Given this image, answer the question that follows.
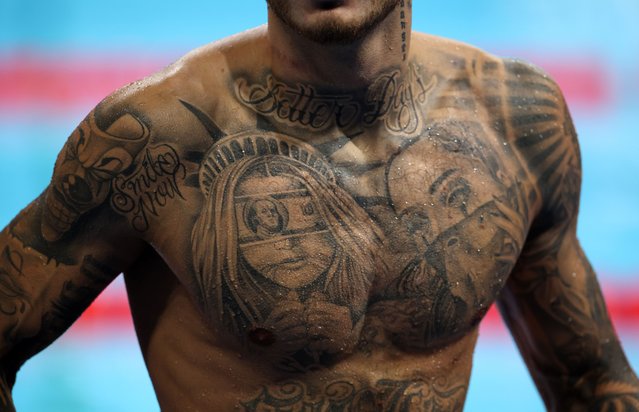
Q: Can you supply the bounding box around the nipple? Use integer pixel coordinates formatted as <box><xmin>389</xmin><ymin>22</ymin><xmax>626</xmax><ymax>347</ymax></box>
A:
<box><xmin>248</xmin><ymin>327</ymin><xmax>276</xmax><ymax>347</ymax></box>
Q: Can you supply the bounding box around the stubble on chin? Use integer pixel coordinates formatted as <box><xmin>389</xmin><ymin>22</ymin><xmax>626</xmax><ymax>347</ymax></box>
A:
<box><xmin>266</xmin><ymin>0</ymin><xmax>401</xmax><ymax>45</ymax></box>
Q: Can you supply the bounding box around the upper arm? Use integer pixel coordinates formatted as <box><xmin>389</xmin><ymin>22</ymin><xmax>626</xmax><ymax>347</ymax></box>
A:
<box><xmin>0</xmin><ymin>99</ymin><xmax>149</xmax><ymax>405</ymax></box>
<box><xmin>496</xmin><ymin>59</ymin><xmax>639</xmax><ymax>410</ymax></box>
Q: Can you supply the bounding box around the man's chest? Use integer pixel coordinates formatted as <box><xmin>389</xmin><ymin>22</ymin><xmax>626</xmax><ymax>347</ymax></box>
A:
<box><xmin>137</xmin><ymin>114</ymin><xmax>531</xmax><ymax>370</ymax></box>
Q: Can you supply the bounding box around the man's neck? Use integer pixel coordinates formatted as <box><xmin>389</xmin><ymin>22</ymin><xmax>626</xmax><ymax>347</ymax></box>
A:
<box><xmin>266</xmin><ymin>2</ymin><xmax>412</xmax><ymax>89</ymax></box>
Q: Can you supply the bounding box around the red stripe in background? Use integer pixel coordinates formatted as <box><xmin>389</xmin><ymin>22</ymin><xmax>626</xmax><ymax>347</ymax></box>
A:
<box><xmin>479</xmin><ymin>281</ymin><xmax>639</xmax><ymax>338</ymax></box>
<box><xmin>0</xmin><ymin>53</ymin><xmax>611</xmax><ymax>111</ymax></box>
<box><xmin>71</xmin><ymin>281</ymin><xmax>639</xmax><ymax>338</ymax></box>
<box><xmin>0</xmin><ymin>54</ymin><xmax>167</xmax><ymax>111</ymax></box>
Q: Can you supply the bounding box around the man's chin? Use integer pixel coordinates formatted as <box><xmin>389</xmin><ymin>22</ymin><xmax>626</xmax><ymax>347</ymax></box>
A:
<box><xmin>269</xmin><ymin>0</ymin><xmax>400</xmax><ymax>45</ymax></box>
<box><xmin>294</xmin><ymin>19</ymin><xmax>373</xmax><ymax>45</ymax></box>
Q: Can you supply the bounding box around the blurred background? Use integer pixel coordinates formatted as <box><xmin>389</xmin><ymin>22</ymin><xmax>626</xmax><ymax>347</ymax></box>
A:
<box><xmin>1</xmin><ymin>0</ymin><xmax>637</xmax><ymax>410</ymax></box>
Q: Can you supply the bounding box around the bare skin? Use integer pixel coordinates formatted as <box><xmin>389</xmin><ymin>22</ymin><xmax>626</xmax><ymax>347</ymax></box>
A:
<box><xmin>1</xmin><ymin>1</ymin><xmax>638</xmax><ymax>411</ymax></box>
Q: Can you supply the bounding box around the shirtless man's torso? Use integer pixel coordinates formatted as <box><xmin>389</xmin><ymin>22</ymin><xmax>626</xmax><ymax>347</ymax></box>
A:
<box><xmin>1</xmin><ymin>1</ymin><xmax>638</xmax><ymax>411</ymax></box>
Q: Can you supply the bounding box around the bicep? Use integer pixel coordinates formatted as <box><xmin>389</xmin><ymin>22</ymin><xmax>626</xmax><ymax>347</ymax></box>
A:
<box><xmin>0</xmin><ymin>105</ymin><xmax>149</xmax><ymax>380</ymax></box>
<box><xmin>497</xmin><ymin>59</ymin><xmax>639</xmax><ymax>410</ymax></box>
<box><xmin>498</xmin><ymin>224</ymin><xmax>639</xmax><ymax>410</ymax></box>
<box><xmin>1</xmin><ymin>210</ymin><xmax>120</xmax><ymax>360</ymax></box>
<box><xmin>499</xmin><ymin>227</ymin><xmax>613</xmax><ymax>382</ymax></box>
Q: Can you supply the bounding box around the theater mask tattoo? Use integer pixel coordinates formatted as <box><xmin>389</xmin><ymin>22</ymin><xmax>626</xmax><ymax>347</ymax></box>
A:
<box><xmin>191</xmin><ymin>132</ymin><xmax>386</xmax><ymax>371</ymax></box>
<box><xmin>42</xmin><ymin>113</ymin><xmax>150</xmax><ymax>241</ymax></box>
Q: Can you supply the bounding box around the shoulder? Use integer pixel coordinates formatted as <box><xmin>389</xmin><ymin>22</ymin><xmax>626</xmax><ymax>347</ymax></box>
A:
<box><xmin>412</xmin><ymin>32</ymin><xmax>580</xmax><ymax>223</ymax></box>
<box><xmin>94</xmin><ymin>25</ymin><xmax>268</xmax><ymax>137</ymax></box>
<box><xmin>411</xmin><ymin>31</ymin><xmax>562</xmax><ymax>93</ymax></box>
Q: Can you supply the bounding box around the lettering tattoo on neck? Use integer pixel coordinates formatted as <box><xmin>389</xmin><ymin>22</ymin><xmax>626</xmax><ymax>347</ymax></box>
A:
<box><xmin>399</xmin><ymin>0</ymin><xmax>408</xmax><ymax>61</ymax></box>
<box><xmin>234</xmin><ymin>63</ymin><xmax>436</xmax><ymax>136</ymax></box>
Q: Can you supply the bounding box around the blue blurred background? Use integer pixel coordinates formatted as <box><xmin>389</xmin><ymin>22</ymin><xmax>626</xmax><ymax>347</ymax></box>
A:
<box><xmin>1</xmin><ymin>1</ymin><xmax>638</xmax><ymax>410</ymax></box>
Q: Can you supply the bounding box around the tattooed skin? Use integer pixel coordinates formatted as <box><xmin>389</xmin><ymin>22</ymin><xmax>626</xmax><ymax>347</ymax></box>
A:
<box><xmin>399</xmin><ymin>0</ymin><xmax>409</xmax><ymax>61</ymax></box>
<box><xmin>111</xmin><ymin>144</ymin><xmax>187</xmax><ymax>232</ymax></box>
<box><xmin>43</xmin><ymin>112</ymin><xmax>150</xmax><ymax>241</ymax></box>
<box><xmin>192</xmin><ymin>55</ymin><xmax>639</xmax><ymax>409</ymax></box>
<box><xmin>0</xmin><ymin>227</ymin><xmax>121</xmax><ymax>410</ymax></box>
<box><xmin>235</xmin><ymin>63</ymin><xmax>436</xmax><ymax>136</ymax></box>
<box><xmin>0</xmin><ymin>245</ymin><xmax>30</xmax><ymax>343</ymax></box>
<box><xmin>183</xmin><ymin>58</ymin><xmax>537</xmax><ymax>376</ymax></box>
<box><xmin>242</xmin><ymin>377</ymin><xmax>467</xmax><ymax>411</ymax></box>
<box><xmin>191</xmin><ymin>132</ymin><xmax>386</xmax><ymax>371</ymax></box>
<box><xmin>489</xmin><ymin>61</ymin><xmax>639</xmax><ymax>410</ymax></box>
<box><xmin>2</xmin><ymin>29</ymin><xmax>638</xmax><ymax>411</ymax></box>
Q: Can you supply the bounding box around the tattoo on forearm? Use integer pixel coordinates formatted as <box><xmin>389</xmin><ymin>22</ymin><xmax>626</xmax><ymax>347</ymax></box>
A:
<box><xmin>242</xmin><ymin>377</ymin><xmax>467</xmax><ymax>411</ymax></box>
<box><xmin>235</xmin><ymin>63</ymin><xmax>436</xmax><ymax>136</ymax></box>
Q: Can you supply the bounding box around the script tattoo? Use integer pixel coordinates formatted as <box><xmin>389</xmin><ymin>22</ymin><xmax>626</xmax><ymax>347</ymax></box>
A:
<box><xmin>111</xmin><ymin>144</ymin><xmax>186</xmax><ymax>232</ymax></box>
<box><xmin>235</xmin><ymin>63</ymin><xmax>435</xmax><ymax>136</ymax></box>
<box><xmin>236</xmin><ymin>75</ymin><xmax>360</xmax><ymax>130</ymax></box>
<box><xmin>399</xmin><ymin>0</ymin><xmax>409</xmax><ymax>61</ymax></box>
<box><xmin>242</xmin><ymin>377</ymin><xmax>467</xmax><ymax>411</ymax></box>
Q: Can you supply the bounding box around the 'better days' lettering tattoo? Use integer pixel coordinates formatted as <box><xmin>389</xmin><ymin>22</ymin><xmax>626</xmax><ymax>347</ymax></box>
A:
<box><xmin>235</xmin><ymin>63</ymin><xmax>437</xmax><ymax>136</ymax></box>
